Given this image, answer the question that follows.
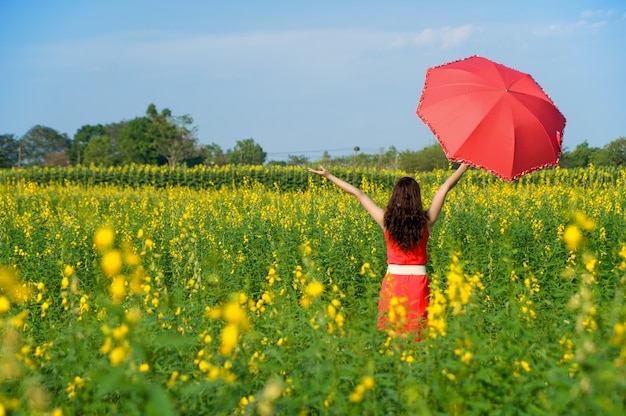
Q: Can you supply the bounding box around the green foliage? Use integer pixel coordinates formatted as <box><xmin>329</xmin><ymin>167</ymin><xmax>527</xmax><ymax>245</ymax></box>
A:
<box><xmin>118</xmin><ymin>117</ymin><xmax>161</xmax><ymax>165</ymax></box>
<box><xmin>560</xmin><ymin>138</ymin><xmax>626</xmax><ymax>168</ymax></box>
<box><xmin>227</xmin><ymin>138</ymin><xmax>267</xmax><ymax>165</ymax></box>
<box><xmin>19</xmin><ymin>125</ymin><xmax>71</xmax><ymax>167</ymax></box>
<box><xmin>397</xmin><ymin>144</ymin><xmax>448</xmax><ymax>172</ymax></box>
<box><xmin>68</xmin><ymin>124</ymin><xmax>108</xmax><ymax>164</ymax></box>
<box><xmin>0</xmin><ymin>134</ymin><xmax>18</xmax><ymax>168</ymax></box>
<box><xmin>604</xmin><ymin>137</ymin><xmax>626</xmax><ymax>166</ymax></box>
<box><xmin>148</xmin><ymin>103</ymin><xmax>198</xmax><ymax>168</ymax></box>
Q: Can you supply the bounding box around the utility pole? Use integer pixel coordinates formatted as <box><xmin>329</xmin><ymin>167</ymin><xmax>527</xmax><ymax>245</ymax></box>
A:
<box><xmin>353</xmin><ymin>146</ymin><xmax>359</xmax><ymax>184</ymax></box>
<box><xmin>16</xmin><ymin>144</ymin><xmax>21</xmax><ymax>191</ymax></box>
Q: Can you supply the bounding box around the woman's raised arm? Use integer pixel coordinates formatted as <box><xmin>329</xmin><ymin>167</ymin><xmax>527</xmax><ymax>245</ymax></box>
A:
<box><xmin>426</xmin><ymin>164</ymin><xmax>469</xmax><ymax>227</ymax></box>
<box><xmin>308</xmin><ymin>166</ymin><xmax>385</xmax><ymax>228</ymax></box>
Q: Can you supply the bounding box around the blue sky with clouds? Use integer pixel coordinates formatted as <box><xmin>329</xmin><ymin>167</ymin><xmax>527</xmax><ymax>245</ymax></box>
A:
<box><xmin>1</xmin><ymin>0</ymin><xmax>624</xmax><ymax>160</ymax></box>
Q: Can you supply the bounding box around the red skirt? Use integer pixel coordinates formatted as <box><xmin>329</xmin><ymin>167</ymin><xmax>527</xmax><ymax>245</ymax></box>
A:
<box><xmin>377</xmin><ymin>272</ymin><xmax>430</xmax><ymax>338</ymax></box>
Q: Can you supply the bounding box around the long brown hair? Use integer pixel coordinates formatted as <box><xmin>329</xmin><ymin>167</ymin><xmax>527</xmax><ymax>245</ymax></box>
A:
<box><xmin>384</xmin><ymin>177</ymin><xmax>429</xmax><ymax>252</ymax></box>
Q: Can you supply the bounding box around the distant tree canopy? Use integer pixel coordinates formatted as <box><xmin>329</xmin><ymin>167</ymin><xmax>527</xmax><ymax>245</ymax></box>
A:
<box><xmin>1</xmin><ymin>107</ymin><xmax>624</xmax><ymax>171</ymax></box>
<box><xmin>0</xmin><ymin>134</ymin><xmax>19</xmax><ymax>168</ymax></box>
<box><xmin>204</xmin><ymin>143</ymin><xmax>227</xmax><ymax>166</ymax></box>
<box><xmin>559</xmin><ymin>138</ymin><xmax>626</xmax><ymax>168</ymax></box>
<box><xmin>227</xmin><ymin>138</ymin><xmax>267</xmax><ymax>165</ymax></box>
<box><xmin>19</xmin><ymin>125</ymin><xmax>71</xmax><ymax>166</ymax></box>
<box><xmin>147</xmin><ymin>103</ymin><xmax>198</xmax><ymax>168</ymax></box>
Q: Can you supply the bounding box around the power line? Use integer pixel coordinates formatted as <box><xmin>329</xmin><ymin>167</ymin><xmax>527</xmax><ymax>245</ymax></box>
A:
<box><xmin>266</xmin><ymin>147</ymin><xmax>353</xmax><ymax>156</ymax></box>
<box><xmin>266</xmin><ymin>147</ymin><xmax>381</xmax><ymax>157</ymax></box>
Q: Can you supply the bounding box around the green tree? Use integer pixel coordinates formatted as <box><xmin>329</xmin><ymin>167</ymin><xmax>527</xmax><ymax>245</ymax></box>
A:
<box><xmin>147</xmin><ymin>103</ymin><xmax>198</xmax><ymax>168</ymax></box>
<box><xmin>20</xmin><ymin>125</ymin><xmax>71</xmax><ymax>166</ymax></box>
<box><xmin>397</xmin><ymin>144</ymin><xmax>448</xmax><ymax>172</ymax></box>
<box><xmin>287</xmin><ymin>155</ymin><xmax>309</xmax><ymax>166</ymax></box>
<box><xmin>320</xmin><ymin>151</ymin><xmax>332</xmax><ymax>165</ymax></box>
<box><xmin>69</xmin><ymin>124</ymin><xmax>107</xmax><ymax>164</ymax></box>
<box><xmin>589</xmin><ymin>148</ymin><xmax>612</xmax><ymax>166</ymax></box>
<box><xmin>415</xmin><ymin>144</ymin><xmax>448</xmax><ymax>171</ymax></box>
<box><xmin>0</xmin><ymin>133</ymin><xmax>18</xmax><ymax>168</ymax></box>
<box><xmin>398</xmin><ymin>149</ymin><xmax>420</xmax><ymax>172</ymax></box>
<box><xmin>204</xmin><ymin>143</ymin><xmax>227</xmax><ymax>166</ymax></box>
<box><xmin>266</xmin><ymin>159</ymin><xmax>287</xmax><ymax>167</ymax></box>
<box><xmin>377</xmin><ymin>146</ymin><xmax>399</xmax><ymax>170</ymax></box>
<box><xmin>603</xmin><ymin>137</ymin><xmax>626</xmax><ymax>166</ymax></box>
<box><xmin>559</xmin><ymin>141</ymin><xmax>599</xmax><ymax>168</ymax></box>
<box><xmin>227</xmin><ymin>138</ymin><xmax>266</xmax><ymax>165</ymax></box>
<box><xmin>118</xmin><ymin>117</ymin><xmax>161</xmax><ymax>165</ymax></box>
<box><xmin>83</xmin><ymin>135</ymin><xmax>120</xmax><ymax>166</ymax></box>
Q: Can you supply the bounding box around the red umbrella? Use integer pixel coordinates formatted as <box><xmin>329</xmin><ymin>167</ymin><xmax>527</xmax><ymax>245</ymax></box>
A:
<box><xmin>416</xmin><ymin>55</ymin><xmax>566</xmax><ymax>181</ymax></box>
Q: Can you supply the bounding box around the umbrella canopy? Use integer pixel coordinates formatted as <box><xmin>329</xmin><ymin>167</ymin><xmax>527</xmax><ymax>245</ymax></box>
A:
<box><xmin>416</xmin><ymin>55</ymin><xmax>566</xmax><ymax>181</ymax></box>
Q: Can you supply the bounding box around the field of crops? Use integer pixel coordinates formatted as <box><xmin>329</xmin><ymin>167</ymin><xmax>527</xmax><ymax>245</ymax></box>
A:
<box><xmin>1</xmin><ymin>165</ymin><xmax>625</xmax><ymax>415</ymax></box>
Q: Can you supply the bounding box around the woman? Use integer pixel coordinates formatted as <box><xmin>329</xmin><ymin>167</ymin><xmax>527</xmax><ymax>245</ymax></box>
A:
<box><xmin>307</xmin><ymin>164</ymin><xmax>468</xmax><ymax>339</ymax></box>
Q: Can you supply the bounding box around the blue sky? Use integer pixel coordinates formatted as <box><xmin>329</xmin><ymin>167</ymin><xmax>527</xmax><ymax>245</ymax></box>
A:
<box><xmin>1</xmin><ymin>0</ymin><xmax>624</xmax><ymax>160</ymax></box>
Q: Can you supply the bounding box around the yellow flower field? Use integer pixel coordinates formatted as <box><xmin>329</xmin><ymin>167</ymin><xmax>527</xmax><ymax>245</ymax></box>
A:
<box><xmin>0</xmin><ymin>165</ymin><xmax>625</xmax><ymax>415</ymax></box>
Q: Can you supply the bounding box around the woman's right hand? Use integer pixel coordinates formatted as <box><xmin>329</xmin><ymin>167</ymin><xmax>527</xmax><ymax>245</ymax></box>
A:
<box><xmin>307</xmin><ymin>165</ymin><xmax>329</xmax><ymax>177</ymax></box>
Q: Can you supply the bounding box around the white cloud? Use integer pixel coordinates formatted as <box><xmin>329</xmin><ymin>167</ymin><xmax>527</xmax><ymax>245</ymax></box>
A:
<box><xmin>34</xmin><ymin>25</ymin><xmax>476</xmax><ymax>80</ymax></box>
<box><xmin>533</xmin><ymin>18</ymin><xmax>605</xmax><ymax>37</ymax></box>
<box><xmin>411</xmin><ymin>25</ymin><xmax>476</xmax><ymax>48</ymax></box>
<box><xmin>24</xmin><ymin>28</ymin><xmax>419</xmax><ymax>97</ymax></box>
<box><xmin>580</xmin><ymin>9</ymin><xmax>616</xmax><ymax>19</ymax></box>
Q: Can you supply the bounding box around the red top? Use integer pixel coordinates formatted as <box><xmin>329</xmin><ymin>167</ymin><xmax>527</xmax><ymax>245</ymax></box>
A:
<box><xmin>385</xmin><ymin>227</ymin><xmax>429</xmax><ymax>265</ymax></box>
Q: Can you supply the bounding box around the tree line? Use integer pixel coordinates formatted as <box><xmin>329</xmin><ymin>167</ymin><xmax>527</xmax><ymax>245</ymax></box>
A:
<box><xmin>1</xmin><ymin>103</ymin><xmax>625</xmax><ymax>170</ymax></box>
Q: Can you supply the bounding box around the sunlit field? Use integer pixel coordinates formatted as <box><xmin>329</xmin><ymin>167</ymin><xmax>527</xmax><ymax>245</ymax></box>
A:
<box><xmin>1</xmin><ymin>165</ymin><xmax>625</xmax><ymax>415</ymax></box>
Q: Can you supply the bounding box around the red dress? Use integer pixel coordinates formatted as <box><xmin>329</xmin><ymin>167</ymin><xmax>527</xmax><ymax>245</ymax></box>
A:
<box><xmin>377</xmin><ymin>227</ymin><xmax>429</xmax><ymax>337</ymax></box>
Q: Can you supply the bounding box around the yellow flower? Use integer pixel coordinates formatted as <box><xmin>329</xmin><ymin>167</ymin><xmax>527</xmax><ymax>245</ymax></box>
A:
<box><xmin>223</xmin><ymin>302</ymin><xmax>249</xmax><ymax>329</ymax></box>
<box><xmin>94</xmin><ymin>227</ymin><xmax>115</xmax><ymax>251</ymax></box>
<box><xmin>520</xmin><ymin>360</ymin><xmax>531</xmax><ymax>372</ymax></box>
<box><xmin>112</xmin><ymin>324</ymin><xmax>129</xmax><ymax>340</ymax></box>
<box><xmin>0</xmin><ymin>296</ymin><xmax>10</xmax><ymax>314</ymax></box>
<box><xmin>125</xmin><ymin>252</ymin><xmax>140</xmax><ymax>267</ymax></box>
<box><xmin>166</xmin><ymin>371</ymin><xmax>179</xmax><ymax>389</ymax></box>
<box><xmin>101</xmin><ymin>250</ymin><xmax>123</xmax><ymax>278</ymax></box>
<box><xmin>349</xmin><ymin>391</ymin><xmax>363</xmax><ymax>403</ymax></box>
<box><xmin>125</xmin><ymin>308</ymin><xmax>141</xmax><ymax>324</ymax></box>
<box><xmin>305</xmin><ymin>281</ymin><xmax>324</xmax><ymax>297</ymax></box>
<box><xmin>0</xmin><ymin>266</ymin><xmax>30</xmax><ymax>303</ymax></box>
<box><xmin>584</xmin><ymin>256</ymin><xmax>598</xmax><ymax>273</ymax></box>
<box><xmin>109</xmin><ymin>345</ymin><xmax>128</xmax><ymax>366</ymax></box>
<box><xmin>563</xmin><ymin>225</ymin><xmax>583</xmax><ymax>251</ymax></box>
<box><xmin>238</xmin><ymin>292</ymin><xmax>248</xmax><ymax>304</ymax></box>
<box><xmin>63</xmin><ymin>265</ymin><xmax>75</xmax><ymax>277</ymax></box>
<box><xmin>100</xmin><ymin>337</ymin><xmax>112</xmax><ymax>354</ymax></box>
<box><xmin>220</xmin><ymin>323</ymin><xmax>239</xmax><ymax>356</ymax></box>
<box><xmin>139</xmin><ymin>363</ymin><xmax>150</xmax><ymax>372</ymax></box>
<box><xmin>41</xmin><ymin>301</ymin><xmax>50</xmax><ymax>317</ymax></box>
<box><xmin>302</xmin><ymin>241</ymin><xmax>312</xmax><ymax>256</ymax></box>
<box><xmin>574</xmin><ymin>211</ymin><xmax>596</xmax><ymax>231</ymax></box>
<box><xmin>362</xmin><ymin>376</ymin><xmax>375</xmax><ymax>389</ymax></box>
<box><xmin>327</xmin><ymin>304</ymin><xmax>337</xmax><ymax>318</ymax></box>
<box><xmin>110</xmin><ymin>276</ymin><xmax>126</xmax><ymax>303</ymax></box>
